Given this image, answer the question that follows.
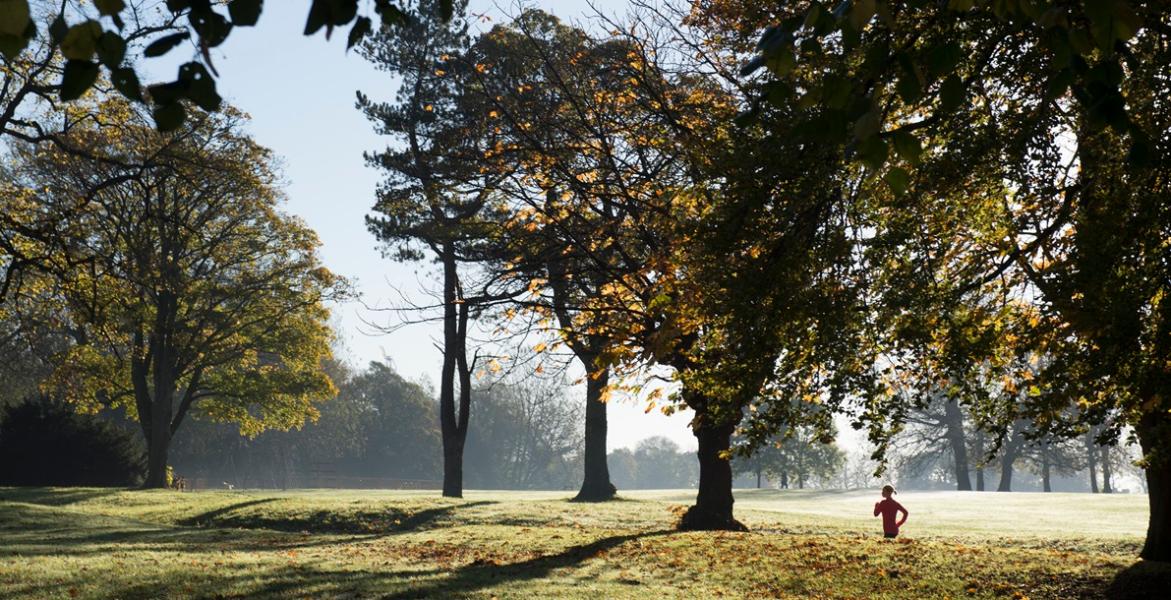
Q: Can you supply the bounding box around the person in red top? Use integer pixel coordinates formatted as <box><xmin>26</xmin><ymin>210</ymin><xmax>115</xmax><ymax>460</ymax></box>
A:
<box><xmin>874</xmin><ymin>484</ymin><xmax>908</xmax><ymax>538</ymax></box>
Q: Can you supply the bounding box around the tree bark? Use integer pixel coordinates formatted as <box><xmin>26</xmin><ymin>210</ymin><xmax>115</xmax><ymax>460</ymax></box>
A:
<box><xmin>943</xmin><ymin>398</ymin><xmax>973</xmax><ymax>491</ymax></box>
<box><xmin>997</xmin><ymin>424</ymin><xmax>1023</xmax><ymax>492</ymax></box>
<box><xmin>1087</xmin><ymin>430</ymin><xmax>1100</xmax><ymax>493</ymax></box>
<box><xmin>439</xmin><ymin>246</ymin><xmax>469</xmax><ymax>498</ymax></box>
<box><xmin>756</xmin><ymin>469</ymin><xmax>762</xmax><ymax>489</ymax></box>
<box><xmin>574</xmin><ymin>364</ymin><xmax>616</xmax><ymax>501</ymax></box>
<box><xmin>1042</xmin><ymin>448</ymin><xmax>1052</xmax><ymax>492</ymax></box>
<box><xmin>143</xmin><ymin>295</ymin><xmax>178</xmax><ymax>489</ymax></box>
<box><xmin>678</xmin><ymin>411</ymin><xmax>746</xmax><ymax>531</ymax></box>
<box><xmin>1138</xmin><ymin>411</ymin><xmax>1171</xmax><ymax>561</ymax></box>
<box><xmin>974</xmin><ymin>429</ymin><xmax>985</xmax><ymax>491</ymax></box>
<box><xmin>781</xmin><ymin>471</ymin><xmax>789</xmax><ymax>489</ymax></box>
<box><xmin>1101</xmin><ymin>445</ymin><xmax>1113</xmax><ymax>493</ymax></box>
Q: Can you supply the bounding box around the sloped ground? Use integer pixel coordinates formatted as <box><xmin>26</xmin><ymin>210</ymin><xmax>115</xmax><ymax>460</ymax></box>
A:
<box><xmin>0</xmin><ymin>487</ymin><xmax>1162</xmax><ymax>599</ymax></box>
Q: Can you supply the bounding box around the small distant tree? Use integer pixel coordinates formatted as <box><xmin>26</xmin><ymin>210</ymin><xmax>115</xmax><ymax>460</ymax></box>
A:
<box><xmin>1022</xmin><ymin>432</ymin><xmax>1084</xmax><ymax>493</ymax></box>
<box><xmin>735</xmin><ymin>425</ymin><xmax>845</xmax><ymax>490</ymax></box>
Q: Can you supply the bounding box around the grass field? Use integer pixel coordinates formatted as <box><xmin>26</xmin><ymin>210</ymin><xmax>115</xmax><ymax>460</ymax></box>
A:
<box><xmin>0</xmin><ymin>486</ymin><xmax>1166</xmax><ymax>599</ymax></box>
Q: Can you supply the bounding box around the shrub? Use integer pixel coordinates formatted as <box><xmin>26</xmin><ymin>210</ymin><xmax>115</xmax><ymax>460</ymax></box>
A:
<box><xmin>0</xmin><ymin>398</ymin><xmax>146</xmax><ymax>487</ymax></box>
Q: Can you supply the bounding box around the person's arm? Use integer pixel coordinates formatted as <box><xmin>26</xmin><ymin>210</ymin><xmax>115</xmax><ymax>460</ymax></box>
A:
<box><xmin>874</xmin><ymin>502</ymin><xmax>881</xmax><ymax>517</ymax></box>
<box><xmin>895</xmin><ymin>501</ymin><xmax>908</xmax><ymax>527</ymax></box>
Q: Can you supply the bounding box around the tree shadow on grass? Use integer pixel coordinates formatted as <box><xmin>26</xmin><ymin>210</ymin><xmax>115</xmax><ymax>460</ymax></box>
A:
<box><xmin>182</xmin><ymin>499</ymin><xmax>497</xmax><ymax>535</ymax></box>
<box><xmin>1107</xmin><ymin>560</ymin><xmax>1171</xmax><ymax>600</ymax></box>
<box><xmin>0</xmin><ymin>486</ymin><xmax>125</xmax><ymax>506</ymax></box>
<box><xmin>178</xmin><ymin>498</ymin><xmax>280</xmax><ymax>527</ymax></box>
<box><xmin>0</xmin><ymin>499</ymin><xmax>500</xmax><ymax>560</ymax></box>
<box><xmin>383</xmin><ymin>528</ymin><xmax>674</xmax><ymax>599</ymax></box>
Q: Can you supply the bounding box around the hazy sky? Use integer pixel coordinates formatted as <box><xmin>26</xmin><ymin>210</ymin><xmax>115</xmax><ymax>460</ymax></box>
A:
<box><xmin>184</xmin><ymin>1</ymin><xmax>703</xmax><ymax>451</ymax></box>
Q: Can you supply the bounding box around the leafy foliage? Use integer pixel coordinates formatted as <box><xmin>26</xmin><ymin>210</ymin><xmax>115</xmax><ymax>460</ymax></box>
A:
<box><xmin>3</xmin><ymin>99</ymin><xmax>345</xmax><ymax>486</ymax></box>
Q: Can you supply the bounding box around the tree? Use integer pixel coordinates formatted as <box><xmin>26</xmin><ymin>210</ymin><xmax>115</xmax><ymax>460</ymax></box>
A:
<box><xmin>708</xmin><ymin>0</ymin><xmax>1171</xmax><ymax>558</ymax></box>
<box><xmin>169</xmin><ymin>358</ymin><xmax>443</xmax><ymax>488</ymax></box>
<box><xmin>734</xmin><ymin>425</ymin><xmax>845</xmax><ymax>490</ymax></box>
<box><xmin>1023</xmin><ymin>431</ymin><xmax>1084</xmax><ymax>493</ymax></box>
<box><xmin>7</xmin><ymin>100</ymin><xmax>343</xmax><ymax>487</ymax></box>
<box><xmin>607</xmin><ymin>437</ymin><xmax>697</xmax><ymax>490</ymax></box>
<box><xmin>464</xmin><ymin>378</ymin><xmax>583</xmax><ymax>490</ymax></box>
<box><xmin>358</xmin><ymin>0</ymin><xmax>505</xmax><ymax>497</ymax></box>
<box><xmin>341</xmin><ymin>361</ymin><xmax>442</xmax><ymax>480</ymax></box>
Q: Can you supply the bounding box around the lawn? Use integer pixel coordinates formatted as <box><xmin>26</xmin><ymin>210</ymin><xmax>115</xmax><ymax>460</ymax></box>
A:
<box><xmin>0</xmin><ymin>487</ymin><xmax>1164</xmax><ymax>599</ymax></box>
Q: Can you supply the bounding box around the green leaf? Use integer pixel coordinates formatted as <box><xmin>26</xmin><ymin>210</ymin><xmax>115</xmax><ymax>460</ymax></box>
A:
<box><xmin>849</xmin><ymin>0</ymin><xmax>876</xmax><ymax>31</ymax></box>
<box><xmin>229</xmin><ymin>0</ymin><xmax>263</xmax><ymax>26</ymax></box>
<box><xmin>847</xmin><ymin>0</ymin><xmax>875</xmax><ymax>31</ymax></box>
<box><xmin>0</xmin><ymin>0</ymin><xmax>29</xmax><ymax>37</ymax></box>
<box><xmin>346</xmin><ymin>15</ymin><xmax>370</xmax><ymax>50</ymax></box>
<box><xmin>96</xmin><ymin>31</ymin><xmax>126</xmax><ymax>67</ymax></box>
<box><xmin>144</xmin><ymin>31</ymin><xmax>189</xmax><ymax>57</ymax></box>
<box><xmin>153</xmin><ymin>101</ymin><xmax>187</xmax><ymax>132</ymax></box>
<box><xmin>179</xmin><ymin>61</ymin><xmax>221</xmax><ymax>111</ymax></box>
<box><xmin>48</xmin><ymin>13</ymin><xmax>66</xmax><ymax>44</ymax></box>
<box><xmin>766</xmin><ymin>47</ymin><xmax>796</xmax><ymax>76</ymax></box>
<box><xmin>926</xmin><ymin>42</ymin><xmax>962</xmax><ymax>79</ymax></box>
<box><xmin>59</xmin><ymin>60</ymin><xmax>100</xmax><ymax>101</ymax></box>
<box><xmin>94</xmin><ymin>0</ymin><xmax>125</xmax><ymax>17</ymax></box>
<box><xmin>891</xmin><ymin>130</ymin><xmax>922</xmax><ymax>165</ymax></box>
<box><xmin>856</xmin><ymin>135</ymin><xmax>889</xmax><ymax>170</ymax></box>
<box><xmin>0</xmin><ymin>33</ymin><xmax>24</xmax><ymax>59</ymax></box>
<box><xmin>304</xmin><ymin>0</ymin><xmax>329</xmax><ymax>35</ymax></box>
<box><xmin>440</xmin><ymin>0</ymin><xmax>453</xmax><ymax>21</ymax></box>
<box><xmin>853</xmin><ymin>107</ymin><xmax>881</xmax><ymax>140</ymax></box>
<box><xmin>947</xmin><ymin>0</ymin><xmax>975</xmax><ymax>10</ymax></box>
<box><xmin>147</xmin><ymin>80</ymin><xmax>186</xmax><ymax>104</ymax></box>
<box><xmin>166</xmin><ymin>0</ymin><xmax>191</xmax><ymax>12</ymax></box>
<box><xmin>896</xmin><ymin>65</ymin><xmax>922</xmax><ymax>103</ymax></box>
<box><xmin>375</xmin><ymin>2</ymin><xmax>409</xmax><ymax>27</ymax></box>
<box><xmin>111</xmin><ymin>67</ymin><xmax>143</xmax><ymax>102</ymax></box>
<box><xmin>938</xmin><ymin>74</ymin><xmax>964</xmax><ymax>111</ymax></box>
<box><xmin>885</xmin><ymin>167</ymin><xmax>910</xmax><ymax>195</ymax></box>
<box><xmin>823</xmin><ymin>75</ymin><xmax>852</xmax><ymax>109</ymax></box>
<box><xmin>1112</xmin><ymin>1</ymin><xmax>1142</xmax><ymax>41</ymax></box>
<box><xmin>61</xmin><ymin>20</ymin><xmax>101</xmax><ymax>60</ymax></box>
<box><xmin>189</xmin><ymin>9</ymin><xmax>232</xmax><ymax>47</ymax></box>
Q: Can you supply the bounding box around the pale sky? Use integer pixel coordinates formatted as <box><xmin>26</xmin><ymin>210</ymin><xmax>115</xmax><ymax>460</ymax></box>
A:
<box><xmin>183</xmin><ymin>0</ymin><xmax>705</xmax><ymax>451</ymax></box>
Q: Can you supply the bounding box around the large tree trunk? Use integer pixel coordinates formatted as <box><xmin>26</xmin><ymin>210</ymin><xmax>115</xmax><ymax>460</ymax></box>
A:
<box><xmin>574</xmin><ymin>364</ymin><xmax>616</xmax><ymax>501</ymax></box>
<box><xmin>943</xmin><ymin>398</ymin><xmax>973</xmax><ymax>491</ymax></box>
<box><xmin>1042</xmin><ymin>448</ymin><xmax>1052</xmax><ymax>492</ymax></box>
<box><xmin>678</xmin><ymin>412</ymin><xmax>746</xmax><ymax>531</ymax></box>
<box><xmin>1087</xmin><ymin>430</ymin><xmax>1100</xmax><ymax>493</ymax></box>
<box><xmin>781</xmin><ymin>471</ymin><xmax>789</xmax><ymax>489</ymax></box>
<box><xmin>756</xmin><ymin>469</ymin><xmax>762</xmax><ymax>489</ymax></box>
<box><xmin>144</xmin><ymin>410</ymin><xmax>172</xmax><ymax>488</ymax></box>
<box><xmin>1101</xmin><ymin>445</ymin><xmax>1114</xmax><ymax>493</ymax></box>
<box><xmin>974</xmin><ymin>430</ymin><xmax>985</xmax><ymax>491</ymax></box>
<box><xmin>997</xmin><ymin>424</ymin><xmax>1023</xmax><ymax>492</ymax></box>
<box><xmin>143</xmin><ymin>302</ymin><xmax>177</xmax><ymax>489</ymax></box>
<box><xmin>1138</xmin><ymin>411</ymin><xmax>1171</xmax><ymax>561</ymax></box>
<box><xmin>438</xmin><ymin>247</ymin><xmax>470</xmax><ymax>498</ymax></box>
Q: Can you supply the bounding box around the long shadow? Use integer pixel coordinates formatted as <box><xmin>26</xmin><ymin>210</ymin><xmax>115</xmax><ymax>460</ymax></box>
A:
<box><xmin>178</xmin><ymin>498</ymin><xmax>280</xmax><ymax>527</ymax></box>
<box><xmin>383</xmin><ymin>528</ymin><xmax>674</xmax><ymax>599</ymax></box>
<box><xmin>0</xmin><ymin>486</ymin><xmax>125</xmax><ymax>506</ymax></box>
<box><xmin>1107</xmin><ymin>560</ymin><xmax>1171</xmax><ymax>600</ymax></box>
<box><xmin>180</xmin><ymin>498</ymin><xmax>496</xmax><ymax>535</ymax></box>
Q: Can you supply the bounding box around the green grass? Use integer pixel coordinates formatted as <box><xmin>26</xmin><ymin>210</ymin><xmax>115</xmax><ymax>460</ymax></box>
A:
<box><xmin>0</xmin><ymin>486</ymin><xmax>1163</xmax><ymax>599</ymax></box>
